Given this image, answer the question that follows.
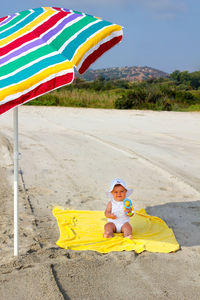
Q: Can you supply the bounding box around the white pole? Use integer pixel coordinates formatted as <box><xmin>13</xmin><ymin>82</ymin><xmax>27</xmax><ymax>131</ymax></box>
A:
<box><xmin>14</xmin><ymin>107</ymin><xmax>19</xmax><ymax>256</ymax></box>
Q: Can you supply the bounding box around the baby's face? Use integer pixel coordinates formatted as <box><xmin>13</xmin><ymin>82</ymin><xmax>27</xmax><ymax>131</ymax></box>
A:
<box><xmin>111</xmin><ymin>185</ymin><xmax>127</xmax><ymax>202</ymax></box>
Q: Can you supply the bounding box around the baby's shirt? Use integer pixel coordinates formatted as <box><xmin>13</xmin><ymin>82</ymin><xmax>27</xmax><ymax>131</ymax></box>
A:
<box><xmin>107</xmin><ymin>198</ymin><xmax>130</xmax><ymax>223</ymax></box>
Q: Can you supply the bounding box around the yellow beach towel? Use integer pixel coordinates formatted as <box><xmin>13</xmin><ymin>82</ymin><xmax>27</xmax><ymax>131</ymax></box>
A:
<box><xmin>52</xmin><ymin>207</ymin><xmax>179</xmax><ymax>254</ymax></box>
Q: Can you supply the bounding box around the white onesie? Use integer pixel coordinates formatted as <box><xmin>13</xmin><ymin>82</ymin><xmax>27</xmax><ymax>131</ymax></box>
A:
<box><xmin>107</xmin><ymin>198</ymin><xmax>130</xmax><ymax>232</ymax></box>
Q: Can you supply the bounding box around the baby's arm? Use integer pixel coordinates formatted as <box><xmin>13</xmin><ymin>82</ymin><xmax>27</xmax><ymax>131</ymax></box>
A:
<box><xmin>105</xmin><ymin>201</ymin><xmax>116</xmax><ymax>219</ymax></box>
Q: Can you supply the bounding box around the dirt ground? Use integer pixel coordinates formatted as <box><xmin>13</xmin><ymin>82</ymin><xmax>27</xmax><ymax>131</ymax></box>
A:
<box><xmin>0</xmin><ymin>106</ymin><xmax>200</xmax><ymax>300</ymax></box>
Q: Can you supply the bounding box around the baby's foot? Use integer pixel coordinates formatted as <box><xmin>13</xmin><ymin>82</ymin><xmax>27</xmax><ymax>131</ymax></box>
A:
<box><xmin>124</xmin><ymin>234</ymin><xmax>133</xmax><ymax>240</ymax></box>
<box><xmin>103</xmin><ymin>233</ymin><xmax>113</xmax><ymax>238</ymax></box>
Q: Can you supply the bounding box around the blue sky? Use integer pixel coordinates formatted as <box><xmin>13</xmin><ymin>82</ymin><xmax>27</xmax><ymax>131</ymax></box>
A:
<box><xmin>1</xmin><ymin>0</ymin><xmax>200</xmax><ymax>74</ymax></box>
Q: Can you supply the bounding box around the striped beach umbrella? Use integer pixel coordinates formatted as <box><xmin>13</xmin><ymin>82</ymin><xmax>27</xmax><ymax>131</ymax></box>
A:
<box><xmin>0</xmin><ymin>7</ymin><xmax>123</xmax><ymax>115</ymax></box>
<box><xmin>0</xmin><ymin>7</ymin><xmax>123</xmax><ymax>256</ymax></box>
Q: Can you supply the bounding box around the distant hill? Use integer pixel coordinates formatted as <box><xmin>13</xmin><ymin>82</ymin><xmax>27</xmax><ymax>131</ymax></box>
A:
<box><xmin>77</xmin><ymin>66</ymin><xmax>169</xmax><ymax>82</ymax></box>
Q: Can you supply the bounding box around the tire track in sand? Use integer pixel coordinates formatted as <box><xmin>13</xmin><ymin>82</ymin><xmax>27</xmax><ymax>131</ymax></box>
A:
<box><xmin>24</xmin><ymin>110</ymin><xmax>200</xmax><ymax>195</ymax></box>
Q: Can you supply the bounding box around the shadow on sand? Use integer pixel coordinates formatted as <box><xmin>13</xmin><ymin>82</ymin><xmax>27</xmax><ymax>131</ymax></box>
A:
<box><xmin>146</xmin><ymin>200</ymin><xmax>200</xmax><ymax>247</ymax></box>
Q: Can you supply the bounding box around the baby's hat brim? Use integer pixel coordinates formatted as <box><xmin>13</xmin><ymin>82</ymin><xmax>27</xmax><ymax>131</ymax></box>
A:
<box><xmin>106</xmin><ymin>178</ymin><xmax>133</xmax><ymax>198</ymax></box>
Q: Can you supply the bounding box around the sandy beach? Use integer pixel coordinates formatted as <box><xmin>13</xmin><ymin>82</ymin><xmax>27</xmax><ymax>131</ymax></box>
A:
<box><xmin>0</xmin><ymin>106</ymin><xmax>200</xmax><ymax>299</ymax></box>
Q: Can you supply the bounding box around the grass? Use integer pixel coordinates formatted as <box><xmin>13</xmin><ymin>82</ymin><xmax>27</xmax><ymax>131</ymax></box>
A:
<box><xmin>26</xmin><ymin>88</ymin><xmax>118</xmax><ymax>109</ymax></box>
<box><xmin>185</xmin><ymin>104</ymin><xmax>200</xmax><ymax>111</ymax></box>
<box><xmin>54</xmin><ymin>89</ymin><xmax>118</xmax><ymax>108</ymax></box>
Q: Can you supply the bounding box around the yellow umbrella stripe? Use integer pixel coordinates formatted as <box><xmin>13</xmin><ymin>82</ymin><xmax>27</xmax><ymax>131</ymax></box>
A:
<box><xmin>0</xmin><ymin>9</ymin><xmax>55</xmax><ymax>47</ymax></box>
<box><xmin>0</xmin><ymin>60</ymin><xmax>73</xmax><ymax>101</ymax></box>
<box><xmin>72</xmin><ymin>24</ymin><xmax>122</xmax><ymax>67</ymax></box>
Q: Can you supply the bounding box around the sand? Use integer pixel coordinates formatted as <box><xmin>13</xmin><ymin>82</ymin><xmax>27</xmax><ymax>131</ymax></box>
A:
<box><xmin>0</xmin><ymin>106</ymin><xmax>200</xmax><ymax>299</ymax></box>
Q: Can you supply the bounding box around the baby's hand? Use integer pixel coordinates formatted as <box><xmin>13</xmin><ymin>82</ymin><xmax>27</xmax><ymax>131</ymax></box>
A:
<box><xmin>125</xmin><ymin>208</ymin><xmax>134</xmax><ymax>216</ymax></box>
<box><xmin>125</xmin><ymin>208</ymin><xmax>132</xmax><ymax>213</ymax></box>
<box><xmin>110</xmin><ymin>214</ymin><xmax>117</xmax><ymax>219</ymax></box>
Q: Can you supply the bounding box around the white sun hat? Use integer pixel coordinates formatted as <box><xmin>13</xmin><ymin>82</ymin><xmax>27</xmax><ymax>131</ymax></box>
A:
<box><xmin>106</xmin><ymin>178</ymin><xmax>133</xmax><ymax>199</ymax></box>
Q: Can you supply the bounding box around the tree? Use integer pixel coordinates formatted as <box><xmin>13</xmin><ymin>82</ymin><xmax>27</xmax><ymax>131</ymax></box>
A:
<box><xmin>170</xmin><ymin>70</ymin><xmax>181</xmax><ymax>83</ymax></box>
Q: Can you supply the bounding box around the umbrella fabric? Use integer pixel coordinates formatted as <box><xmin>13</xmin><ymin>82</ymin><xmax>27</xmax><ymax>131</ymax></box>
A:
<box><xmin>0</xmin><ymin>7</ymin><xmax>123</xmax><ymax>115</ymax></box>
<box><xmin>53</xmin><ymin>207</ymin><xmax>180</xmax><ymax>253</ymax></box>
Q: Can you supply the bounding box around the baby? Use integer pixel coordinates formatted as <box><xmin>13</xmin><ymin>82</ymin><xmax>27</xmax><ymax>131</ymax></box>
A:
<box><xmin>103</xmin><ymin>178</ymin><xmax>133</xmax><ymax>239</ymax></box>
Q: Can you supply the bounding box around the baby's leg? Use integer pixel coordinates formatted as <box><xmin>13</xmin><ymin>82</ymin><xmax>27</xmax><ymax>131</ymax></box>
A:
<box><xmin>121</xmin><ymin>222</ymin><xmax>133</xmax><ymax>239</ymax></box>
<box><xmin>103</xmin><ymin>222</ymin><xmax>116</xmax><ymax>238</ymax></box>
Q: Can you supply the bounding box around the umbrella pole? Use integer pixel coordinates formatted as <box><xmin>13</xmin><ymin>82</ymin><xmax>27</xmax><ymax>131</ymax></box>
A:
<box><xmin>13</xmin><ymin>107</ymin><xmax>19</xmax><ymax>256</ymax></box>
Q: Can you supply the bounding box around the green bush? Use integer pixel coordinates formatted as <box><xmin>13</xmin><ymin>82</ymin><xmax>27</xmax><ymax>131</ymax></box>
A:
<box><xmin>175</xmin><ymin>90</ymin><xmax>195</xmax><ymax>104</ymax></box>
<box><xmin>115</xmin><ymin>92</ymin><xmax>133</xmax><ymax>109</ymax></box>
<box><xmin>187</xmin><ymin>104</ymin><xmax>200</xmax><ymax>111</ymax></box>
<box><xmin>146</xmin><ymin>87</ymin><xmax>163</xmax><ymax>104</ymax></box>
<box><xmin>190</xmin><ymin>90</ymin><xmax>200</xmax><ymax>103</ymax></box>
